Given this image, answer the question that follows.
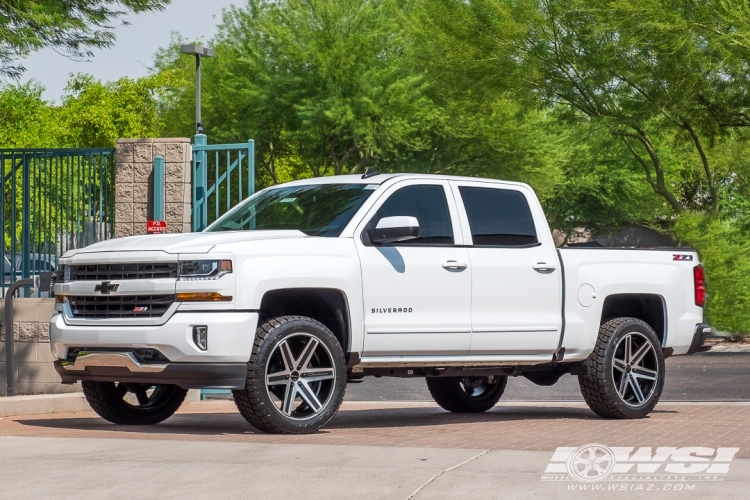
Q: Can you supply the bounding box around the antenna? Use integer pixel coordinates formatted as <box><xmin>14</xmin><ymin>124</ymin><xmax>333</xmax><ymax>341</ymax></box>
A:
<box><xmin>361</xmin><ymin>167</ymin><xmax>380</xmax><ymax>179</ymax></box>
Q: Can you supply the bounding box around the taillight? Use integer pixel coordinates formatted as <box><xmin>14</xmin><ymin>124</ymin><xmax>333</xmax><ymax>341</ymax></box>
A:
<box><xmin>694</xmin><ymin>265</ymin><xmax>706</xmax><ymax>307</ymax></box>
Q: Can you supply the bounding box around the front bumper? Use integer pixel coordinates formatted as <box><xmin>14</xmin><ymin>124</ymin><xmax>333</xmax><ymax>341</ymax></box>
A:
<box><xmin>54</xmin><ymin>355</ymin><xmax>247</xmax><ymax>389</ymax></box>
<box><xmin>686</xmin><ymin>323</ymin><xmax>713</xmax><ymax>355</ymax></box>
<box><xmin>49</xmin><ymin>311</ymin><xmax>259</xmax><ymax>363</ymax></box>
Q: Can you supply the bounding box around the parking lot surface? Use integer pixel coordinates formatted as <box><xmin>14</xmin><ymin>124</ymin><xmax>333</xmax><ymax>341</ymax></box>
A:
<box><xmin>2</xmin><ymin>400</ymin><xmax>750</xmax><ymax>499</ymax></box>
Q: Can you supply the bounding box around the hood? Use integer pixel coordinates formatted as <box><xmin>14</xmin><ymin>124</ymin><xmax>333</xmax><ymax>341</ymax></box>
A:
<box><xmin>66</xmin><ymin>230</ymin><xmax>308</xmax><ymax>256</ymax></box>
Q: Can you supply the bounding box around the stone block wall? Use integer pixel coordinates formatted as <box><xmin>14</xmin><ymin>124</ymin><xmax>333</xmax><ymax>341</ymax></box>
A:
<box><xmin>115</xmin><ymin>138</ymin><xmax>192</xmax><ymax>237</ymax></box>
<box><xmin>0</xmin><ymin>299</ymin><xmax>78</xmax><ymax>396</ymax></box>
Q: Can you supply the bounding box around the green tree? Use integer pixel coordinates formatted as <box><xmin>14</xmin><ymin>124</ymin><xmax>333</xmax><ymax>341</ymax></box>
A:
<box><xmin>158</xmin><ymin>0</ymin><xmax>444</xmax><ymax>184</ymax></box>
<box><xmin>0</xmin><ymin>0</ymin><xmax>171</xmax><ymax>79</ymax></box>
<box><xmin>0</xmin><ymin>72</ymin><xmax>177</xmax><ymax>148</ymax></box>
<box><xmin>57</xmin><ymin>72</ymin><xmax>174</xmax><ymax>147</ymax></box>
<box><xmin>0</xmin><ymin>79</ymin><xmax>60</xmax><ymax>146</ymax></box>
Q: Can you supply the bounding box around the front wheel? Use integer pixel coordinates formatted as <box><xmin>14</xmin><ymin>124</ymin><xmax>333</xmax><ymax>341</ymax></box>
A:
<box><xmin>233</xmin><ymin>316</ymin><xmax>347</xmax><ymax>434</ymax></box>
<box><xmin>426</xmin><ymin>375</ymin><xmax>508</xmax><ymax>413</ymax></box>
<box><xmin>579</xmin><ymin>317</ymin><xmax>665</xmax><ymax>419</ymax></box>
<box><xmin>82</xmin><ymin>381</ymin><xmax>187</xmax><ymax>425</ymax></box>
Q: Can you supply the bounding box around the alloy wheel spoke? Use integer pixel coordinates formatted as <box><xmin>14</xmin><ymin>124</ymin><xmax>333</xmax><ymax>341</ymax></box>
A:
<box><xmin>281</xmin><ymin>382</ymin><xmax>297</xmax><ymax>415</ymax></box>
<box><xmin>628</xmin><ymin>374</ymin><xmax>646</xmax><ymax>403</ymax></box>
<box><xmin>278</xmin><ymin>341</ymin><xmax>295</xmax><ymax>373</ymax></box>
<box><xmin>267</xmin><ymin>372</ymin><xmax>291</xmax><ymax>386</ymax></box>
<box><xmin>630</xmin><ymin>342</ymin><xmax>651</xmax><ymax>366</ymax></box>
<box><xmin>624</xmin><ymin>335</ymin><xmax>633</xmax><ymax>364</ymax></box>
<box><xmin>296</xmin><ymin>338</ymin><xmax>320</xmax><ymax>370</ymax></box>
<box><xmin>135</xmin><ymin>390</ymin><xmax>150</xmax><ymax>406</ymax></box>
<box><xmin>300</xmin><ymin>368</ymin><xmax>334</xmax><ymax>383</ymax></box>
<box><xmin>617</xmin><ymin>370</ymin><xmax>629</xmax><ymax>397</ymax></box>
<box><xmin>631</xmin><ymin>366</ymin><xmax>657</xmax><ymax>381</ymax></box>
<box><xmin>296</xmin><ymin>380</ymin><xmax>323</xmax><ymax>412</ymax></box>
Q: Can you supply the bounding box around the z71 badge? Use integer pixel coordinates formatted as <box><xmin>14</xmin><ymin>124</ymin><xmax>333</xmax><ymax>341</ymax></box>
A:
<box><xmin>673</xmin><ymin>254</ymin><xmax>694</xmax><ymax>261</ymax></box>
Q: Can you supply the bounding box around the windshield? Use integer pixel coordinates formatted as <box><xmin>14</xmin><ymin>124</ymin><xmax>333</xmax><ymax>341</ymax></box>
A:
<box><xmin>207</xmin><ymin>183</ymin><xmax>378</xmax><ymax>237</ymax></box>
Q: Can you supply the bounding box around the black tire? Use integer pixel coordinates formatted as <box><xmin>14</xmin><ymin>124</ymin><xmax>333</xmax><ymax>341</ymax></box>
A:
<box><xmin>579</xmin><ymin>317</ymin><xmax>665</xmax><ymax>419</ymax></box>
<box><xmin>82</xmin><ymin>381</ymin><xmax>187</xmax><ymax>425</ymax></box>
<box><xmin>233</xmin><ymin>316</ymin><xmax>347</xmax><ymax>434</ymax></box>
<box><xmin>426</xmin><ymin>375</ymin><xmax>508</xmax><ymax>413</ymax></box>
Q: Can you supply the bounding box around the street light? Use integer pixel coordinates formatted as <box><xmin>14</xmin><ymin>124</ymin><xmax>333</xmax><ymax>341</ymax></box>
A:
<box><xmin>180</xmin><ymin>44</ymin><xmax>216</xmax><ymax>134</ymax></box>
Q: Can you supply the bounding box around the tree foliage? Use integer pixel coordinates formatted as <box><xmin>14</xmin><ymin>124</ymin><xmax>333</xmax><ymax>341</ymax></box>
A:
<box><xmin>0</xmin><ymin>72</ymin><xmax>174</xmax><ymax>148</ymax></box>
<box><xmin>0</xmin><ymin>0</ymin><xmax>170</xmax><ymax>79</ymax></box>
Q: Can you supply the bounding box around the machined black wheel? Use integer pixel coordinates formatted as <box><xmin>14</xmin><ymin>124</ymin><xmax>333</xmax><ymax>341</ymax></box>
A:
<box><xmin>82</xmin><ymin>381</ymin><xmax>188</xmax><ymax>425</ymax></box>
<box><xmin>233</xmin><ymin>316</ymin><xmax>346</xmax><ymax>434</ymax></box>
<box><xmin>579</xmin><ymin>317</ymin><xmax>665</xmax><ymax>419</ymax></box>
<box><xmin>426</xmin><ymin>375</ymin><xmax>508</xmax><ymax>413</ymax></box>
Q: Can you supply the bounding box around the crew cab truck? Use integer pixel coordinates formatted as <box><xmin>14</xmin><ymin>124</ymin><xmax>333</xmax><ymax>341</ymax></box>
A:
<box><xmin>50</xmin><ymin>173</ymin><xmax>710</xmax><ymax>433</ymax></box>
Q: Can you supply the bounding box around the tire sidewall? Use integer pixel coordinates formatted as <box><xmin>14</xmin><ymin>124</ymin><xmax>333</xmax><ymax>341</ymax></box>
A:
<box><xmin>601</xmin><ymin>321</ymin><xmax>665</xmax><ymax>418</ymax></box>
<box><xmin>251</xmin><ymin>318</ymin><xmax>346</xmax><ymax>433</ymax></box>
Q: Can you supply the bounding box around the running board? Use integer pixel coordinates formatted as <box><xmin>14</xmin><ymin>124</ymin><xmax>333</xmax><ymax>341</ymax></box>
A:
<box><xmin>356</xmin><ymin>353</ymin><xmax>555</xmax><ymax>369</ymax></box>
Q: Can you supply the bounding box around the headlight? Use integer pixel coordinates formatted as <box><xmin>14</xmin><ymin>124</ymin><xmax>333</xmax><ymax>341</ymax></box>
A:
<box><xmin>178</xmin><ymin>260</ymin><xmax>232</xmax><ymax>281</ymax></box>
<box><xmin>56</xmin><ymin>264</ymin><xmax>71</xmax><ymax>283</ymax></box>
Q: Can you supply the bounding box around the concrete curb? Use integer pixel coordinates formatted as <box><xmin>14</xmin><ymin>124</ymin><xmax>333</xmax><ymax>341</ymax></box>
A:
<box><xmin>705</xmin><ymin>345</ymin><xmax>750</xmax><ymax>353</ymax></box>
<box><xmin>0</xmin><ymin>389</ymin><xmax>200</xmax><ymax>417</ymax></box>
<box><xmin>0</xmin><ymin>393</ymin><xmax>90</xmax><ymax>417</ymax></box>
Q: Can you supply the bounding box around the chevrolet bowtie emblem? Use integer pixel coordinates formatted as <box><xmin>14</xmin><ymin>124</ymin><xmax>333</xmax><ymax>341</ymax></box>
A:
<box><xmin>94</xmin><ymin>281</ymin><xmax>119</xmax><ymax>295</ymax></box>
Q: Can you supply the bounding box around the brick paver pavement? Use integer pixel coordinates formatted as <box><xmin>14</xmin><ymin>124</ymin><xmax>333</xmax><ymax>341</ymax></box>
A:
<box><xmin>2</xmin><ymin>400</ymin><xmax>749</xmax><ymax>456</ymax></box>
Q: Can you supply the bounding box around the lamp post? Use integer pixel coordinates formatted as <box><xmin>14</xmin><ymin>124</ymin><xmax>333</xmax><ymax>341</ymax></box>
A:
<box><xmin>179</xmin><ymin>44</ymin><xmax>216</xmax><ymax>134</ymax></box>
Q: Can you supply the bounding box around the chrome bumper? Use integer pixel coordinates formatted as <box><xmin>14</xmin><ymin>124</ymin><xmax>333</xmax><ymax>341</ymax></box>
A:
<box><xmin>59</xmin><ymin>351</ymin><xmax>167</xmax><ymax>374</ymax></box>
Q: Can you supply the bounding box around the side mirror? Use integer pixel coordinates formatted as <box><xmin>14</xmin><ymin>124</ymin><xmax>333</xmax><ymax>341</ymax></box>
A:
<box><xmin>367</xmin><ymin>216</ymin><xmax>420</xmax><ymax>245</ymax></box>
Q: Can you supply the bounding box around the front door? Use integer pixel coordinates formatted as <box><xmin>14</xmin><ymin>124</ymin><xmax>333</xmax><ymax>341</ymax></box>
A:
<box><xmin>356</xmin><ymin>180</ymin><xmax>472</xmax><ymax>356</ymax></box>
<box><xmin>451</xmin><ymin>181</ymin><xmax>562</xmax><ymax>355</ymax></box>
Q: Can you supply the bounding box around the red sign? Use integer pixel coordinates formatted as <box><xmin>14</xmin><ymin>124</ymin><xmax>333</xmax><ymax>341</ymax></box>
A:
<box><xmin>147</xmin><ymin>220</ymin><xmax>167</xmax><ymax>234</ymax></box>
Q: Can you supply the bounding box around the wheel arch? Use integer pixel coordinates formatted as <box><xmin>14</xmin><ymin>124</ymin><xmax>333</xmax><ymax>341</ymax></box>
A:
<box><xmin>600</xmin><ymin>293</ymin><xmax>667</xmax><ymax>345</ymax></box>
<box><xmin>258</xmin><ymin>288</ymin><xmax>352</xmax><ymax>357</ymax></box>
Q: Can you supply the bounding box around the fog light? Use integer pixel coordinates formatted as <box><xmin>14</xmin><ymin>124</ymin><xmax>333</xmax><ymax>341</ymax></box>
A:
<box><xmin>192</xmin><ymin>326</ymin><xmax>208</xmax><ymax>351</ymax></box>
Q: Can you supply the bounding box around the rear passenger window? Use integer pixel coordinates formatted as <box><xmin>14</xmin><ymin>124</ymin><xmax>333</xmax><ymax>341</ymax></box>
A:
<box><xmin>459</xmin><ymin>186</ymin><xmax>538</xmax><ymax>246</ymax></box>
<box><xmin>369</xmin><ymin>185</ymin><xmax>454</xmax><ymax>245</ymax></box>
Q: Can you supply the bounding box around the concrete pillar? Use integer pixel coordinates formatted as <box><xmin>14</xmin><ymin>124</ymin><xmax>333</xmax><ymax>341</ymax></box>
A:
<box><xmin>114</xmin><ymin>138</ymin><xmax>192</xmax><ymax>237</ymax></box>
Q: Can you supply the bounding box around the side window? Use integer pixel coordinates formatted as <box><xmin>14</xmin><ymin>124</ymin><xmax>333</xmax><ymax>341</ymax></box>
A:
<box><xmin>459</xmin><ymin>186</ymin><xmax>538</xmax><ymax>246</ymax></box>
<box><xmin>368</xmin><ymin>185</ymin><xmax>454</xmax><ymax>245</ymax></box>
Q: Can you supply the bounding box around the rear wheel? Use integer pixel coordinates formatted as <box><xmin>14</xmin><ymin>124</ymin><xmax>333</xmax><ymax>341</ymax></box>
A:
<box><xmin>82</xmin><ymin>381</ymin><xmax>187</xmax><ymax>425</ymax></box>
<box><xmin>426</xmin><ymin>375</ymin><xmax>507</xmax><ymax>413</ymax></box>
<box><xmin>579</xmin><ymin>317</ymin><xmax>665</xmax><ymax>419</ymax></box>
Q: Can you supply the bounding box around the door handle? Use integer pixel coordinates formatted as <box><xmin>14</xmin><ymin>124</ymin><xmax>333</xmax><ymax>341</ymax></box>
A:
<box><xmin>442</xmin><ymin>260</ymin><xmax>468</xmax><ymax>270</ymax></box>
<box><xmin>533</xmin><ymin>262</ymin><xmax>557</xmax><ymax>272</ymax></box>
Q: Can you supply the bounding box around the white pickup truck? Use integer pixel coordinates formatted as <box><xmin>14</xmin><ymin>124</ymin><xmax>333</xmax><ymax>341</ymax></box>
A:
<box><xmin>51</xmin><ymin>173</ymin><xmax>710</xmax><ymax>433</ymax></box>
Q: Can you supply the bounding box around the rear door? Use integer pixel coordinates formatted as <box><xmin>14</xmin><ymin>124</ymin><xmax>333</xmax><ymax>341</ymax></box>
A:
<box><xmin>356</xmin><ymin>179</ymin><xmax>472</xmax><ymax>356</ymax></box>
<box><xmin>450</xmin><ymin>181</ymin><xmax>562</xmax><ymax>354</ymax></box>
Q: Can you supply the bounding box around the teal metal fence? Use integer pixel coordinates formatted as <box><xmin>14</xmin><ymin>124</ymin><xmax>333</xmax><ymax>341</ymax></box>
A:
<box><xmin>192</xmin><ymin>135</ymin><xmax>255</xmax><ymax>231</ymax></box>
<box><xmin>0</xmin><ymin>148</ymin><xmax>116</xmax><ymax>295</ymax></box>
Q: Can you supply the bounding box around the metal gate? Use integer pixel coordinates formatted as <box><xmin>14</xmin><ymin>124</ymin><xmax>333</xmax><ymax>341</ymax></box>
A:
<box><xmin>0</xmin><ymin>148</ymin><xmax>116</xmax><ymax>296</ymax></box>
<box><xmin>192</xmin><ymin>135</ymin><xmax>255</xmax><ymax>231</ymax></box>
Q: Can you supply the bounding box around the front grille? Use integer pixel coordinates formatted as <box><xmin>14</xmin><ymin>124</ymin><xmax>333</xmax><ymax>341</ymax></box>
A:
<box><xmin>69</xmin><ymin>263</ymin><xmax>178</xmax><ymax>281</ymax></box>
<box><xmin>69</xmin><ymin>295</ymin><xmax>175</xmax><ymax>319</ymax></box>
